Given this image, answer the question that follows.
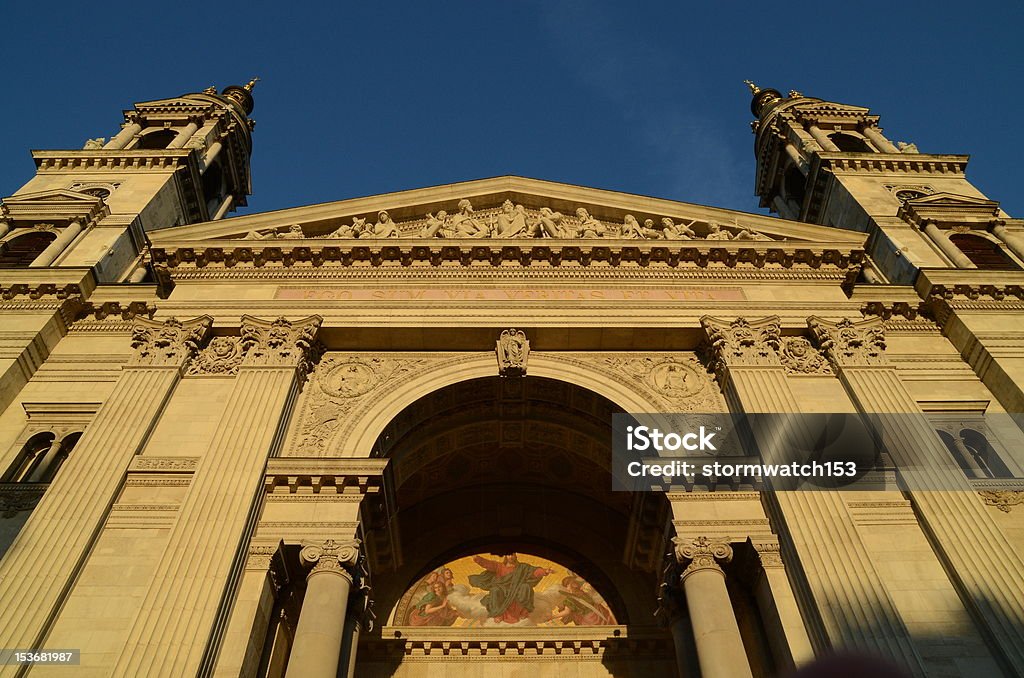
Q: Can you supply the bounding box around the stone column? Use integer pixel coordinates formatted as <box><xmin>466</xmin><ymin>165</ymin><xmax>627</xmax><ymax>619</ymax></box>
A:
<box><xmin>0</xmin><ymin>316</ymin><xmax>211</xmax><ymax>669</ymax></box>
<box><xmin>674</xmin><ymin>536</ymin><xmax>752</xmax><ymax>678</ymax></box>
<box><xmin>113</xmin><ymin>315</ymin><xmax>322</xmax><ymax>677</ymax></box>
<box><xmin>701</xmin><ymin>316</ymin><xmax>926</xmax><ymax>676</ymax></box>
<box><xmin>201</xmin><ymin>140</ymin><xmax>224</xmax><ymax>171</ymax></box>
<box><xmin>807</xmin><ymin>125</ymin><xmax>841</xmax><ymax>152</ymax></box>
<box><xmin>861</xmin><ymin>125</ymin><xmax>901</xmax><ymax>153</ymax></box>
<box><xmin>167</xmin><ymin>120</ymin><xmax>200</xmax><ymax>149</ymax></box>
<box><xmin>991</xmin><ymin>222</ymin><xmax>1024</xmax><ymax>262</ymax></box>
<box><xmin>747</xmin><ymin>537</ymin><xmax>814</xmax><ymax>670</ymax></box>
<box><xmin>25</xmin><ymin>439</ymin><xmax>63</xmax><ymax>483</ymax></box>
<box><xmin>104</xmin><ymin>121</ymin><xmax>143</xmax><ymax>149</ymax></box>
<box><xmin>784</xmin><ymin>143</ymin><xmax>808</xmax><ymax>174</ymax></box>
<box><xmin>212</xmin><ymin>194</ymin><xmax>235</xmax><ymax>220</ymax></box>
<box><xmin>285</xmin><ymin>539</ymin><xmax>360</xmax><ymax>678</ymax></box>
<box><xmin>809</xmin><ymin>316</ymin><xmax>1024</xmax><ymax>675</ymax></box>
<box><xmin>30</xmin><ymin>220</ymin><xmax>83</xmax><ymax>267</ymax></box>
<box><xmin>921</xmin><ymin>220</ymin><xmax>976</xmax><ymax>268</ymax></box>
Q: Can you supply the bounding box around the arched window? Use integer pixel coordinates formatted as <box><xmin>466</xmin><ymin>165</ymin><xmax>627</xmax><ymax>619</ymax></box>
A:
<box><xmin>135</xmin><ymin>129</ymin><xmax>178</xmax><ymax>150</ymax></box>
<box><xmin>202</xmin><ymin>161</ymin><xmax>226</xmax><ymax>215</ymax></box>
<box><xmin>949</xmin><ymin>233</ymin><xmax>1022</xmax><ymax>270</ymax></box>
<box><xmin>0</xmin><ymin>231</ymin><xmax>56</xmax><ymax>268</ymax></box>
<box><xmin>2</xmin><ymin>431</ymin><xmax>81</xmax><ymax>483</ymax></box>
<box><xmin>960</xmin><ymin>428</ymin><xmax>1011</xmax><ymax>479</ymax></box>
<box><xmin>829</xmin><ymin>133</ymin><xmax>873</xmax><ymax>153</ymax></box>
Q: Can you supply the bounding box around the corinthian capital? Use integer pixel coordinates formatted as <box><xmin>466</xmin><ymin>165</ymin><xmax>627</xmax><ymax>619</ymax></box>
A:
<box><xmin>128</xmin><ymin>315</ymin><xmax>213</xmax><ymax>368</ymax></box>
<box><xmin>299</xmin><ymin>538</ymin><xmax>361</xmax><ymax>578</ymax></box>
<box><xmin>673</xmin><ymin>535</ymin><xmax>733</xmax><ymax>578</ymax></box>
<box><xmin>701</xmin><ymin>316</ymin><xmax>782</xmax><ymax>374</ymax></box>
<box><xmin>240</xmin><ymin>315</ymin><xmax>322</xmax><ymax>373</ymax></box>
<box><xmin>808</xmin><ymin>316</ymin><xmax>887</xmax><ymax>369</ymax></box>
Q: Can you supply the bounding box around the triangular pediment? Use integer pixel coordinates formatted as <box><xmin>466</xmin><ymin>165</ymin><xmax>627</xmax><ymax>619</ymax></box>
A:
<box><xmin>899</xmin><ymin>191</ymin><xmax>1001</xmax><ymax>226</ymax></box>
<box><xmin>1</xmin><ymin>189</ymin><xmax>108</xmax><ymax>223</ymax></box>
<box><xmin>149</xmin><ymin>176</ymin><xmax>866</xmax><ymax>246</ymax></box>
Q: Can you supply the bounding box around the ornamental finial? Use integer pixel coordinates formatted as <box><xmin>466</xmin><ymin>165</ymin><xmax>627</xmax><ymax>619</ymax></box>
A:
<box><xmin>244</xmin><ymin>77</ymin><xmax>260</xmax><ymax>91</ymax></box>
<box><xmin>744</xmin><ymin>80</ymin><xmax>761</xmax><ymax>95</ymax></box>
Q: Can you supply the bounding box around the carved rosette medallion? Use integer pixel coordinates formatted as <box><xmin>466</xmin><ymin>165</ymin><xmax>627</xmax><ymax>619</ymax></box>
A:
<box><xmin>128</xmin><ymin>315</ymin><xmax>212</xmax><ymax>368</ymax></box>
<box><xmin>979</xmin><ymin>491</ymin><xmax>1024</xmax><ymax>513</ymax></box>
<box><xmin>648</xmin><ymin>360</ymin><xmax>704</xmax><ymax>399</ymax></box>
<box><xmin>496</xmin><ymin>329</ymin><xmax>530</xmax><ymax>376</ymax></box>
<box><xmin>186</xmin><ymin>336</ymin><xmax>244</xmax><ymax>376</ymax></box>
<box><xmin>780</xmin><ymin>337</ymin><xmax>832</xmax><ymax>375</ymax></box>
<box><xmin>673</xmin><ymin>535</ymin><xmax>733</xmax><ymax>578</ymax></box>
<box><xmin>808</xmin><ymin>316</ymin><xmax>888</xmax><ymax>369</ymax></box>
<box><xmin>701</xmin><ymin>316</ymin><xmax>783</xmax><ymax>376</ymax></box>
<box><xmin>321</xmin><ymin>360</ymin><xmax>378</xmax><ymax>398</ymax></box>
<box><xmin>299</xmin><ymin>538</ymin><xmax>361</xmax><ymax>578</ymax></box>
<box><xmin>240</xmin><ymin>315</ymin><xmax>323</xmax><ymax>376</ymax></box>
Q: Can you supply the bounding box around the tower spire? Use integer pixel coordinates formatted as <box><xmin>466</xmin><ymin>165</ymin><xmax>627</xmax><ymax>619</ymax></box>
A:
<box><xmin>743</xmin><ymin>80</ymin><xmax>761</xmax><ymax>95</ymax></box>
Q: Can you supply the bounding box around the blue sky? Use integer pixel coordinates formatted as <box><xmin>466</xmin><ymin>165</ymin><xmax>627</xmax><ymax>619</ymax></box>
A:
<box><xmin>2</xmin><ymin>1</ymin><xmax>1021</xmax><ymax>217</ymax></box>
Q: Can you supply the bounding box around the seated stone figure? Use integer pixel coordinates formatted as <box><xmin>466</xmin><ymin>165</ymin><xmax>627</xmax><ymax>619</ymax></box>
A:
<box><xmin>661</xmin><ymin>218</ymin><xmax>697</xmax><ymax>240</ymax></box>
<box><xmin>705</xmin><ymin>222</ymin><xmax>734</xmax><ymax>240</ymax></box>
<box><xmin>419</xmin><ymin>211</ymin><xmax>451</xmax><ymax>238</ymax></box>
<box><xmin>494</xmin><ymin>200</ymin><xmax>530</xmax><ymax>238</ymax></box>
<box><xmin>535</xmin><ymin>207</ymin><xmax>566</xmax><ymax>237</ymax></box>
<box><xmin>575</xmin><ymin>208</ymin><xmax>606</xmax><ymax>238</ymax></box>
<box><xmin>450</xmin><ymin>199</ymin><xmax>489</xmax><ymax>238</ymax></box>
<box><xmin>370</xmin><ymin>210</ymin><xmax>400</xmax><ymax>238</ymax></box>
<box><xmin>326</xmin><ymin>216</ymin><xmax>365</xmax><ymax>239</ymax></box>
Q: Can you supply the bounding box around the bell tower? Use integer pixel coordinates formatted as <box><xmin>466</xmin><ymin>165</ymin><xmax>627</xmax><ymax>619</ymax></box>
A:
<box><xmin>746</xmin><ymin>82</ymin><xmax>1024</xmax><ymax>284</ymax></box>
<box><xmin>0</xmin><ymin>80</ymin><xmax>257</xmax><ymax>282</ymax></box>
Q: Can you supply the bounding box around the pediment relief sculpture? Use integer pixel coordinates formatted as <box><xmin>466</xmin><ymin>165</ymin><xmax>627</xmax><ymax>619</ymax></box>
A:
<box><xmin>231</xmin><ymin>198</ymin><xmax>779</xmax><ymax>243</ymax></box>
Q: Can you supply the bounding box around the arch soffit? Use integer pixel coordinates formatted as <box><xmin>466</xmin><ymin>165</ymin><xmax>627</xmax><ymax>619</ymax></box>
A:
<box><xmin>339</xmin><ymin>353</ymin><xmax>665</xmax><ymax>456</ymax></box>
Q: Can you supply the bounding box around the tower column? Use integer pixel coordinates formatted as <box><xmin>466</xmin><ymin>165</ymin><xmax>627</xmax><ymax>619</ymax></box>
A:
<box><xmin>809</xmin><ymin>317</ymin><xmax>1024</xmax><ymax>676</ymax></box>
<box><xmin>212</xmin><ymin>194</ymin><xmax>235</xmax><ymax>220</ymax></box>
<box><xmin>167</xmin><ymin>120</ymin><xmax>200</xmax><ymax>149</ymax></box>
<box><xmin>921</xmin><ymin>220</ymin><xmax>976</xmax><ymax>268</ymax></box>
<box><xmin>862</xmin><ymin>125</ymin><xmax>901</xmax><ymax>153</ymax></box>
<box><xmin>0</xmin><ymin>317</ymin><xmax>212</xmax><ymax>669</ymax></box>
<box><xmin>806</xmin><ymin>125</ymin><xmax>840</xmax><ymax>152</ymax></box>
<box><xmin>104</xmin><ymin>121</ymin><xmax>143</xmax><ymax>149</ymax></box>
<box><xmin>991</xmin><ymin>222</ymin><xmax>1024</xmax><ymax>262</ymax></box>
<box><xmin>701</xmin><ymin>316</ymin><xmax>927</xmax><ymax>676</ymax></box>
<box><xmin>784</xmin><ymin>143</ymin><xmax>809</xmax><ymax>174</ymax></box>
<box><xmin>674</xmin><ymin>536</ymin><xmax>752</xmax><ymax>678</ymax></box>
<box><xmin>201</xmin><ymin>140</ymin><xmax>224</xmax><ymax>171</ymax></box>
<box><xmin>30</xmin><ymin>219</ymin><xmax>83</xmax><ymax>267</ymax></box>
<box><xmin>285</xmin><ymin>540</ymin><xmax>359</xmax><ymax>678</ymax></box>
<box><xmin>25</xmin><ymin>439</ymin><xmax>64</xmax><ymax>483</ymax></box>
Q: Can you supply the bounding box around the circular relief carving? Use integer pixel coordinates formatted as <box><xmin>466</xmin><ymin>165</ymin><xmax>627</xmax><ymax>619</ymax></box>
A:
<box><xmin>894</xmin><ymin>188</ymin><xmax>926</xmax><ymax>203</ymax></box>
<box><xmin>647</xmin><ymin>361</ymin><xmax>703</xmax><ymax>399</ymax></box>
<box><xmin>322</xmin><ymin>360</ymin><xmax>377</xmax><ymax>398</ymax></box>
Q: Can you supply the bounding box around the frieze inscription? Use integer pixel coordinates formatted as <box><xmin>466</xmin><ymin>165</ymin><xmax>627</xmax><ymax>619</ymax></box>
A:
<box><xmin>276</xmin><ymin>287</ymin><xmax>746</xmax><ymax>302</ymax></box>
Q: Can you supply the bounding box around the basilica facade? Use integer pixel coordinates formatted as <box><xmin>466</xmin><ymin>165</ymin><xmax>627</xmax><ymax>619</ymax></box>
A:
<box><xmin>0</xmin><ymin>81</ymin><xmax>1023</xmax><ymax>677</ymax></box>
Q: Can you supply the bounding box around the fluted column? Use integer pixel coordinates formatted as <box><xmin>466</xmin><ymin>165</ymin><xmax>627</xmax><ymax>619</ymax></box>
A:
<box><xmin>861</xmin><ymin>126</ymin><xmax>901</xmax><ymax>153</ymax></box>
<box><xmin>285</xmin><ymin>539</ymin><xmax>360</xmax><ymax>678</ymax></box>
<box><xmin>809</xmin><ymin>316</ymin><xmax>1024</xmax><ymax>675</ymax></box>
<box><xmin>921</xmin><ymin>220</ymin><xmax>976</xmax><ymax>268</ymax></box>
<box><xmin>113</xmin><ymin>315</ymin><xmax>322</xmax><ymax>677</ymax></box>
<box><xmin>30</xmin><ymin>220</ymin><xmax>83</xmax><ymax>267</ymax></box>
<box><xmin>673</xmin><ymin>536</ymin><xmax>752</xmax><ymax>678</ymax></box>
<box><xmin>701</xmin><ymin>316</ymin><xmax>926</xmax><ymax>676</ymax></box>
<box><xmin>0</xmin><ymin>316</ymin><xmax>211</xmax><ymax>673</ymax></box>
<box><xmin>748</xmin><ymin>537</ymin><xmax>814</xmax><ymax>670</ymax></box>
<box><xmin>104</xmin><ymin>121</ymin><xmax>142</xmax><ymax>149</ymax></box>
<box><xmin>807</xmin><ymin>125</ymin><xmax>841</xmax><ymax>152</ymax></box>
<box><xmin>991</xmin><ymin>222</ymin><xmax>1024</xmax><ymax>262</ymax></box>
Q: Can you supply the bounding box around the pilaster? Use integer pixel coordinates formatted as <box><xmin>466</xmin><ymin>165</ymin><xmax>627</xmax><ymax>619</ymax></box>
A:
<box><xmin>701</xmin><ymin>315</ymin><xmax>926</xmax><ymax>676</ymax></box>
<box><xmin>809</xmin><ymin>315</ymin><xmax>1024</xmax><ymax>675</ymax></box>
<box><xmin>0</xmin><ymin>315</ymin><xmax>211</xmax><ymax>671</ymax></box>
<box><xmin>112</xmin><ymin>315</ymin><xmax>322</xmax><ymax>677</ymax></box>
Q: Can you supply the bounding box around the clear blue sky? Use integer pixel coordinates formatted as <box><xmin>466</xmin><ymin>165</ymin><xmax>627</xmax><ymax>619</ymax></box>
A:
<box><xmin>2</xmin><ymin>1</ymin><xmax>1021</xmax><ymax>217</ymax></box>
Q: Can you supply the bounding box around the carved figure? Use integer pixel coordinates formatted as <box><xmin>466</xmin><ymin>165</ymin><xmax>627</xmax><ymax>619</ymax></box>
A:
<box><xmin>83</xmin><ymin>138</ymin><xmax>106</xmax><ymax>149</ymax></box>
<box><xmin>536</xmin><ymin>207</ymin><xmax>566</xmax><ymax>238</ymax></box>
<box><xmin>705</xmin><ymin>222</ymin><xmax>734</xmax><ymax>240</ymax></box>
<box><xmin>896</xmin><ymin>141</ymin><xmax>919</xmax><ymax>154</ymax></box>
<box><xmin>242</xmin><ymin>229</ymin><xmax>274</xmax><ymax>240</ymax></box>
<box><xmin>497</xmin><ymin>329</ymin><xmax>529</xmax><ymax>376</ymax></box>
<box><xmin>662</xmin><ymin>218</ymin><xmax>697</xmax><ymax>240</ymax></box>
<box><xmin>575</xmin><ymin>208</ymin><xmax>606</xmax><ymax>238</ymax></box>
<box><xmin>494</xmin><ymin>199</ymin><xmax>530</xmax><ymax>238</ymax></box>
<box><xmin>642</xmin><ymin>219</ymin><xmax>665</xmax><ymax>239</ymax></box>
<box><xmin>326</xmin><ymin>217</ymin><xmax>365</xmax><ymax>239</ymax></box>
<box><xmin>732</xmin><ymin>221</ymin><xmax>773</xmax><ymax>241</ymax></box>
<box><xmin>621</xmin><ymin>214</ymin><xmax>646</xmax><ymax>239</ymax></box>
<box><xmin>278</xmin><ymin>225</ymin><xmax>305</xmax><ymax>239</ymax></box>
<box><xmin>419</xmin><ymin>211</ymin><xmax>451</xmax><ymax>238</ymax></box>
<box><xmin>450</xmin><ymin>199</ymin><xmax>488</xmax><ymax>238</ymax></box>
<box><xmin>370</xmin><ymin>211</ymin><xmax>400</xmax><ymax>238</ymax></box>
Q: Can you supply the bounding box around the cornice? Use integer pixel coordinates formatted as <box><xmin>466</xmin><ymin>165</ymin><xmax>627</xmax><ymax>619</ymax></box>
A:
<box><xmin>916</xmin><ymin>269</ymin><xmax>1024</xmax><ymax>307</ymax></box>
<box><xmin>818</xmin><ymin>152</ymin><xmax>968</xmax><ymax>176</ymax></box>
<box><xmin>31</xmin><ymin>149</ymin><xmax>198</xmax><ymax>173</ymax></box>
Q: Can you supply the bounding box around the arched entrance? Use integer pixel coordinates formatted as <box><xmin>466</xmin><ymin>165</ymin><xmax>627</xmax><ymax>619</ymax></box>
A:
<box><xmin>355</xmin><ymin>375</ymin><xmax>680</xmax><ymax>676</ymax></box>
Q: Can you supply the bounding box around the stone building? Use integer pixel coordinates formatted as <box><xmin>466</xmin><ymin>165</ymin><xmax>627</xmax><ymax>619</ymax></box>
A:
<box><xmin>0</xmin><ymin>80</ymin><xmax>1022</xmax><ymax>677</ymax></box>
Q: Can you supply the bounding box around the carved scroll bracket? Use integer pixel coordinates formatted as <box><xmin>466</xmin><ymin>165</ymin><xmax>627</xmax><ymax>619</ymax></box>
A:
<box><xmin>299</xmin><ymin>538</ymin><xmax>361</xmax><ymax>579</ymax></box>
<box><xmin>673</xmin><ymin>535</ymin><xmax>734</xmax><ymax>579</ymax></box>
